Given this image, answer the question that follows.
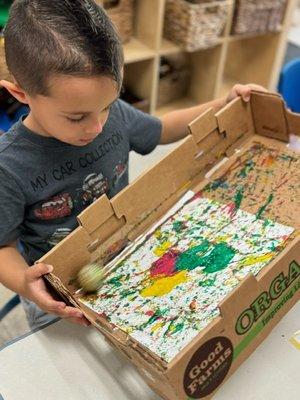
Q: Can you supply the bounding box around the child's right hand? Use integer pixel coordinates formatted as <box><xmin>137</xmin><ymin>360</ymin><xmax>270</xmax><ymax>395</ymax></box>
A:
<box><xmin>24</xmin><ymin>263</ymin><xmax>90</xmax><ymax>327</ymax></box>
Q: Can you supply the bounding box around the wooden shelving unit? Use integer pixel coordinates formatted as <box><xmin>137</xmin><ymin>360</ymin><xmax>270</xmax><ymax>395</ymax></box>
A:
<box><xmin>118</xmin><ymin>0</ymin><xmax>297</xmax><ymax>116</ymax></box>
<box><xmin>0</xmin><ymin>0</ymin><xmax>296</xmax><ymax>117</ymax></box>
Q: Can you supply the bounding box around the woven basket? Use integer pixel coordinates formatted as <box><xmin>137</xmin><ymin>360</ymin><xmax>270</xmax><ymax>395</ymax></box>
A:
<box><xmin>164</xmin><ymin>0</ymin><xmax>230</xmax><ymax>52</ymax></box>
<box><xmin>100</xmin><ymin>0</ymin><xmax>134</xmax><ymax>43</ymax></box>
<box><xmin>232</xmin><ymin>0</ymin><xmax>287</xmax><ymax>35</ymax></box>
<box><xmin>157</xmin><ymin>55</ymin><xmax>190</xmax><ymax>107</ymax></box>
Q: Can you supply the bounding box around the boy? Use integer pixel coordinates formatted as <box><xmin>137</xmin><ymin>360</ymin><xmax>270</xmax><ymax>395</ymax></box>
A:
<box><xmin>0</xmin><ymin>0</ymin><xmax>265</xmax><ymax>330</ymax></box>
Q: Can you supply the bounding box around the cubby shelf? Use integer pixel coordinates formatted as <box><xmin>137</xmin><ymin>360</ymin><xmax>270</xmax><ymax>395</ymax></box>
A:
<box><xmin>121</xmin><ymin>0</ymin><xmax>296</xmax><ymax>116</ymax></box>
<box><xmin>124</xmin><ymin>38</ymin><xmax>156</xmax><ymax>64</ymax></box>
<box><xmin>0</xmin><ymin>0</ymin><xmax>296</xmax><ymax>117</ymax></box>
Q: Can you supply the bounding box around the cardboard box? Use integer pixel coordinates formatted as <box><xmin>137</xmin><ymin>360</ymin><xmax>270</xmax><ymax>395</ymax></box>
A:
<box><xmin>41</xmin><ymin>91</ymin><xmax>300</xmax><ymax>400</ymax></box>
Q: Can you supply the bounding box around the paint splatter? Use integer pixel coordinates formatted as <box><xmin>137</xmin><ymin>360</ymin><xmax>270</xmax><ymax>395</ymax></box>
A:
<box><xmin>80</xmin><ymin>195</ymin><xmax>294</xmax><ymax>363</ymax></box>
<box><xmin>141</xmin><ymin>271</ymin><xmax>188</xmax><ymax>297</ymax></box>
<box><xmin>204</xmin><ymin>143</ymin><xmax>300</xmax><ymax>229</ymax></box>
<box><xmin>256</xmin><ymin>194</ymin><xmax>274</xmax><ymax>220</ymax></box>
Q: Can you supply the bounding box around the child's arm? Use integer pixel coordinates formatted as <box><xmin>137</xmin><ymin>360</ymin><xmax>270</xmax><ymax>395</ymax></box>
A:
<box><xmin>0</xmin><ymin>243</ymin><xmax>90</xmax><ymax>326</ymax></box>
<box><xmin>159</xmin><ymin>83</ymin><xmax>266</xmax><ymax>144</ymax></box>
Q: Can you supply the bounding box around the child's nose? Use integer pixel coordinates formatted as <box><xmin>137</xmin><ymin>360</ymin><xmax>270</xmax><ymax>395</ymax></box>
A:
<box><xmin>85</xmin><ymin>118</ymin><xmax>103</xmax><ymax>135</ymax></box>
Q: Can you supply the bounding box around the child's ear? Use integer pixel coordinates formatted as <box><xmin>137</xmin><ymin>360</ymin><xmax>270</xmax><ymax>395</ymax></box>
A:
<box><xmin>0</xmin><ymin>79</ymin><xmax>29</xmax><ymax>105</ymax></box>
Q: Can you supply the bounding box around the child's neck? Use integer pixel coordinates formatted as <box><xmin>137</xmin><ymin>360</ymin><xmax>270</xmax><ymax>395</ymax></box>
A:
<box><xmin>23</xmin><ymin>112</ymin><xmax>51</xmax><ymax>138</ymax></box>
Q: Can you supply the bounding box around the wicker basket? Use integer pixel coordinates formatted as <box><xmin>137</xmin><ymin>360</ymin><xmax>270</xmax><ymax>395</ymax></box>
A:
<box><xmin>232</xmin><ymin>0</ymin><xmax>287</xmax><ymax>35</ymax></box>
<box><xmin>98</xmin><ymin>0</ymin><xmax>134</xmax><ymax>43</ymax></box>
<box><xmin>157</xmin><ymin>55</ymin><xmax>190</xmax><ymax>107</ymax></box>
<box><xmin>164</xmin><ymin>0</ymin><xmax>230</xmax><ymax>52</ymax></box>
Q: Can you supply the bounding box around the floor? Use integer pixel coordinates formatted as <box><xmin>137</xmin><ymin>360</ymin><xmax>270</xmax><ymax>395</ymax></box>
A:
<box><xmin>1</xmin><ymin>13</ymin><xmax>300</xmax><ymax>348</ymax></box>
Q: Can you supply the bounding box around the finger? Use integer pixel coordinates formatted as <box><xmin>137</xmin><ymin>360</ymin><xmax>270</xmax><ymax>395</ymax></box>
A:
<box><xmin>66</xmin><ymin>316</ymin><xmax>91</xmax><ymax>327</ymax></box>
<box><xmin>30</xmin><ymin>288</ymin><xmax>67</xmax><ymax>314</ymax></box>
<box><xmin>26</xmin><ymin>263</ymin><xmax>53</xmax><ymax>282</ymax></box>
<box><xmin>242</xmin><ymin>88</ymin><xmax>251</xmax><ymax>102</ymax></box>
<box><xmin>58</xmin><ymin>305</ymin><xmax>85</xmax><ymax>319</ymax></box>
<box><xmin>248</xmin><ymin>83</ymin><xmax>268</xmax><ymax>93</ymax></box>
<box><xmin>234</xmin><ymin>85</ymin><xmax>251</xmax><ymax>102</ymax></box>
<box><xmin>37</xmin><ymin>297</ymin><xmax>67</xmax><ymax>315</ymax></box>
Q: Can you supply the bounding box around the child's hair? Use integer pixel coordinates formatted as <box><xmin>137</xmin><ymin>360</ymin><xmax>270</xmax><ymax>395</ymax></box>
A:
<box><xmin>4</xmin><ymin>0</ymin><xmax>124</xmax><ymax>96</ymax></box>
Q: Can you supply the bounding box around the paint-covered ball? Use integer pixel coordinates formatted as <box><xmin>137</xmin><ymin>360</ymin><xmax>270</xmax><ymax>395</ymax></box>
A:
<box><xmin>77</xmin><ymin>263</ymin><xmax>104</xmax><ymax>293</ymax></box>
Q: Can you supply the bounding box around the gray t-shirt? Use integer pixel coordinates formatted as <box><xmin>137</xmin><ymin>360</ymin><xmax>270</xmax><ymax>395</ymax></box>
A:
<box><xmin>0</xmin><ymin>99</ymin><xmax>162</xmax><ymax>264</ymax></box>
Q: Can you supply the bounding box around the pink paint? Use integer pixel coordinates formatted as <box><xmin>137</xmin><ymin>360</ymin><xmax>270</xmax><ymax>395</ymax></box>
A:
<box><xmin>150</xmin><ymin>249</ymin><xmax>180</xmax><ymax>277</ymax></box>
<box><xmin>145</xmin><ymin>310</ymin><xmax>155</xmax><ymax>316</ymax></box>
<box><xmin>191</xmin><ymin>192</ymin><xmax>203</xmax><ymax>202</ymax></box>
<box><xmin>222</xmin><ymin>202</ymin><xmax>236</xmax><ymax>218</ymax></box>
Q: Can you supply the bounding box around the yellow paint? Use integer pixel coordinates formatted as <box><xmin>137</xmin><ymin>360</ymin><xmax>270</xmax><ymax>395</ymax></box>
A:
<box><xmin>141</xmin><ymin>271</ymin><xmax>188</xmax><ymax>297</ymax></box>
<box><xmin>153</xmin><ymin>241</ymin><xmax>172</xmax><ymax>257</ymax></box>
<box><xmin>216</xmin><ymin>235</ymin><xmax>231</xmax><ymax>242</ymax></box>
<box><xmin>290</xmin><ymin>331</ymin><xmax>300</xmax><ymax>350</ymax></box>
<box><xmin>242</xmin><ymin>253</ymin><xmax>274</xmax><ymax>266</ymax></box>
<box><xmin>154</xmin><ymin>230</ymin><xmax>162</xmax><ymax>239</ymax></box>
<box><xmin>151</xmin><ymin>321</ymin><xmax>165</xmax><ymax>333</ymax></box>
<box><xmin>224</xmin><ymin>277</ymin><xmax>238</xmax><ymax>287</ymax></box>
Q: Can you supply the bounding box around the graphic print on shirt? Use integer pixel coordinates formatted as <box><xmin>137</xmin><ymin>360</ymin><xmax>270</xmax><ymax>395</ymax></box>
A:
<box><xmin>34</xmin><ymin>193</ymin><xmax>73</xmax><ymax>220</ymax></box>
<box><xmin>48</xmin><ymin>227</ymin><xmax>72</xmax><ymax>247</ymax></box>
<box><xmin>112</xmin><ymin>160</ymin><xmax>128</xmax><ymax>188</ymax></box>
<box><xmin>75</xmin><ymin>172</ymin><xmax>109</xmax><ymax>206</ymax></box>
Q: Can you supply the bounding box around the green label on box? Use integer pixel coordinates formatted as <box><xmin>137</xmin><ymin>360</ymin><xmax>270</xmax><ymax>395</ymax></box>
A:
<box><xmin>234</xmin><ymin>260</ymin><xmax>300</xmax><ymax>360</ymax></box>
<box><xmin>185</xmin><ymin>260</ymin><xmax>300</xmax><ymax>400</ymax></box>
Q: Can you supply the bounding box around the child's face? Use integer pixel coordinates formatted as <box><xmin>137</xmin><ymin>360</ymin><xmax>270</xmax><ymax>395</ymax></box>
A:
<box><xmin>25</xmin><ymin>74</ymin><xmax>119</xmax><ymax>146</ymax></box>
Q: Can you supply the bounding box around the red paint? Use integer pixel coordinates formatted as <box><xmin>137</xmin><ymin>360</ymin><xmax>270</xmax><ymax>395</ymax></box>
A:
<box><xmin>222</xmin><ymin>202</ymin><xmax>236</xmax><ymax>218</ymax></box>
<box><xmin>150</xmin><ymin>249</ymin><xmax>180</xmax><ymax>277</ymax></box>
<box><xmin>191</xmin><ymin>192</ymin><xmax>203</xmax><ymax>201</ymax></box>
<box><xmin>261</xmin><ymin>155</ymin><xmax>275</xmax><ymax>167</ymax></box>
<box><xmin>145</xmin><ymin>310</ymin><xmax>155</xmax><ymax>316</ymax></box>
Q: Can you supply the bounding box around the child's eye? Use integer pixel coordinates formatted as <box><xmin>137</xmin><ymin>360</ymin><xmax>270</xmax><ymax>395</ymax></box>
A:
<box><xmin>67</xmin><ymin>116</ymin><xmax>86</xmax><ymax>123</ymax></box>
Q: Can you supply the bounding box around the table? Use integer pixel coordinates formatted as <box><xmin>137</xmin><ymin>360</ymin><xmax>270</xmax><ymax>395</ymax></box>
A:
<box><xmin>0</xmin><ymin>302</ymin><xmax>299</xmax><ymax>400</ymax></box>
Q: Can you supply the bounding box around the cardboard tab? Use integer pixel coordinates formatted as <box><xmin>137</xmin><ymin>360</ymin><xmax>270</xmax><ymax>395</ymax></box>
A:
<box><xmin>78</xmin><ymin>194</ymin><xmax>115</xmax><ymax>235</ymax></box>
<box><xmin>251</xmin><ymin>91</ymin><xmax>289</xmax><ymax>142</ymax></box>
<box><xmin>188</xmin><ymin>108</ymin><xmax>218</xmax><ymax>143</ymax></box>
<box><xmin>216</xmin><ymin>97</ymin><xmax>250</xmax><ymax>143</ymax></box>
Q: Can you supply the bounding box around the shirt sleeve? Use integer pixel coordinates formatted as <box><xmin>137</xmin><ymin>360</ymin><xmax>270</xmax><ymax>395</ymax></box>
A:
<box><xmin>117</xmin><ymin>99</ymin><xmax>162</xmax><ymax>155</ymax></box>
<box><xmin>0</xmin><ymin>167</ymin><xmax>25</xmax><ymax>246</ymax></box>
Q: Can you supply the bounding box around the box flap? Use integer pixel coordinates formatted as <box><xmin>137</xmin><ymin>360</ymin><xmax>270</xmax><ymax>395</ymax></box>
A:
<box><xmin>250</xmin><ymin>91</ymin><xmax>290</xmax><ymax>142</ymax></box>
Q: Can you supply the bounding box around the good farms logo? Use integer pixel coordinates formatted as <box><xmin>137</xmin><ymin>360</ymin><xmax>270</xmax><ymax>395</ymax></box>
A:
<box><xmin>184</xmin><ymin>336</ymin><xmax>233</xmax><ymax>398</ymax></box>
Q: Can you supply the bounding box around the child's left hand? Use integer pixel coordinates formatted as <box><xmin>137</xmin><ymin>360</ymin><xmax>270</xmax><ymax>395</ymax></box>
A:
<box><xmin>226</xmin><ymin>83</ymin><xmax>268</xmax><ymax>104</ymax></box>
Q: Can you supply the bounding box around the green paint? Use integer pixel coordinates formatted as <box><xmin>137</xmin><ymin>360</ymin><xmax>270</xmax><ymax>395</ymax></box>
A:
<box><xmin>120</xmin><ymin>289</ymin><xmax>136</xmax><ymax>298</ymax></box>
<box><xmin>164</xmin><ymin>320</ymin><xmax>184</xmax><ymax>337</ymax></box>
<box><xmin>256</xmin><ymin>194</ymin><xmax>274</xmax><ymax>219</ymax></box>
<box><xmin>173</xmin><ymin>221</ymin><xmax>185</xmax><ymax>233</ymax></box>
<box><xmin>234</xmin><ymin>187</ymin><xmax>244</xmax><ymax>210</ymax></box>
<box><xmin>107</xmin><ymin>275</ymin><xmax>124</xmax><ymax>287</ymax></box>
<box><xmin>199</xmin><ymin>278</ymin><xmax>216</xmax><ymax>287</ymax></box>
<box><xmin>175</xmin><ymin>240</ymin><xmax>210</xmax><ymax>271</ymax></box>
<box><xmin>238</xmin><ymin>160</ymin><xmax>254</xmax><ymax>178</ymax></box>
<box><xmin>175</xmin><ymin>241</ymin><xmax>236</xmax><ymax>274</ymax></box>
<box><xmin>170</xmin><ymin>322</ymin><xmax>185</xmax><ymax>335</ymax></box>
<box><xmin>202</xmin><ymin>243</ymin><xmax>236</xmax><ymax>274</ymax></box>
<box><xmin>141</xmin><ymin>308</ymin><xmax>167</xmax><ymax>329</ymax></box>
